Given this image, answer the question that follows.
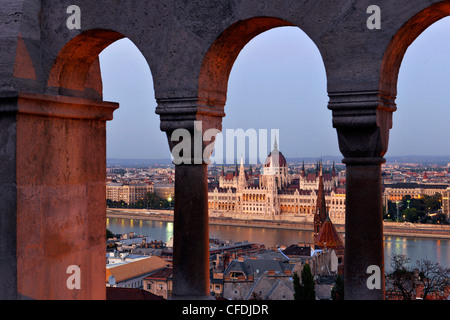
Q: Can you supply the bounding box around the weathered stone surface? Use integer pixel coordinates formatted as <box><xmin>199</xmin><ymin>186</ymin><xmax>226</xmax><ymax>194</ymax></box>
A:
<box><xmin>0</xmin><ymin>93</ymin><xmax>117</xmax><ymax>300</ymax></box>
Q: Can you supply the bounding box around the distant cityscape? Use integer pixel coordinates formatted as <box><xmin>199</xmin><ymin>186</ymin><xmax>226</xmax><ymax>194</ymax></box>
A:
<box><xmin>106</xmin><ymin>153</ymin><xmax>450</xmax><ymax>224</ymax></box>
<box><xmin>107</xmin><ymin>155</ymin><xmax>450</xmax><ymax>167</ymax></box>
<box><xmin>105</xmin><ymin>153</ymin><xmax>450</xmax><ymax>300</ymax></box>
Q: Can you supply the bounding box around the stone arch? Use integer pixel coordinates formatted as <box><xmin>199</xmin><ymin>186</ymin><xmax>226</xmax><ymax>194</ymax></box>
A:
<box><xmin>47</xmin><ymin>29</ymin><xmax>154</xmax><ymax>100</ymax></box>
<box><xmin>198</xmin><ymin>16</ymin><xmax>326</xmax><ymax>108</ymax></box>
<box><xmin>380</xmin><ymin>2</ymin><xmax>450</xmax><ymax>96</ymax></box>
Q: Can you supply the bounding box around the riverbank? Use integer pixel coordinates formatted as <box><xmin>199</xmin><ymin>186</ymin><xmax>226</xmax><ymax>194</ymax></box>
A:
<box><xmin>106</xmin><ymin>208</ymin><xmax>450</xmax><ymax>240</ymax></box>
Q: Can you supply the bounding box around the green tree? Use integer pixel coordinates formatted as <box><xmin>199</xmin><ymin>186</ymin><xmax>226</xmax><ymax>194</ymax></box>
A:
<box><xmin>294</xmin><ymin>264</ymin><xmax>316</xmax><ymax>300</ymax></box>
<box><xmin>106</xmin><ymin>228</ymin><xmax>114</xmax><ymax>239</ymax></box>
<box><xmin>301</xmin><ymin>264</ymin><xmax>316</xmax><ymax>300</ymax></box>
<box><xmin>388</xmin><ymin>193</ymin><xmax>446</xmax><ymax>224</ymax></box>
<box><xmin>403</xmin><ymin>208</ymin><xmax>420</xmax><ymax>223</ymax></box>
<box><xmin>423</xmin><ymin>193</ymin><xmax>442</xmax><ymax>213</ymax></box>
<box><xmin>385</xmin><ymin>200</ymin><xmax>398</xmax><ymax>221</ymax></box>
<box><xmin>331</xmin><ymin>274</ymin><xmax>344</xmax><ymax>300</ymax></box>
<box><xmin>431</xmin><ymin>213</ymin><xmax>448</xmax><ymax>225</ymax></box>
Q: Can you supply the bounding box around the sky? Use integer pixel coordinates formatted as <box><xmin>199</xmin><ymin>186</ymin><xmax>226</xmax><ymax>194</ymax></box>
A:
<box><xmin>100</xmin><ymin>19</ymin><xmax>450</xmax><ymax>162</ymax></box>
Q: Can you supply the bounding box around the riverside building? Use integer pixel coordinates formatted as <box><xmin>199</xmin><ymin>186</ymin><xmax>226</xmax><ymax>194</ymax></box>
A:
<box><xmin>107</xmin><ymin>183</ymin><xmax>154</xmax><ymax>204</ymax></box>
<box><xmin>207</xmin><ymin>142</ymin><xmax>346</xmax><ymax>225</ymax></box>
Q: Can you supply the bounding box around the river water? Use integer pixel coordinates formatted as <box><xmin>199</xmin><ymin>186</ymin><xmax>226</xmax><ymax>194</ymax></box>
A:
<box><xmin>106</xmin><ymin>217</ymin><xmax>450</xmax><ymax>271</ymax></box>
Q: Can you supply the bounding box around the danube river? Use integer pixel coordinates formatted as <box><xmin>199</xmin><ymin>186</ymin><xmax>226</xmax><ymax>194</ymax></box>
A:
<box><xmin>106</xmin><ymin>217</ymin><xmax>450</xmax><ymax>271</ymax></box>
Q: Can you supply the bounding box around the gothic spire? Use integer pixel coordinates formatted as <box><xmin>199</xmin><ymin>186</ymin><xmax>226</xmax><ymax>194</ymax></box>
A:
<box><xmin>319</xmin><ymin>160</ymin><xmax>323</xmax><ymax>177</ymax></box>
<box><xmin>301</xmin><ymin>160</ymin><xmax>306</xmax><ymax>178</ymax></box>
<box><xmin>314</xmin><ymin>162</ymin><xmax>327</xmax><ymax>239</ymax></box>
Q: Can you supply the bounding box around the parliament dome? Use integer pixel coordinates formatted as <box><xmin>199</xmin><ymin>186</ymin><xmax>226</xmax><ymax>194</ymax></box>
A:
<box><xmin>264</xmin><ymin>137</ymin><xmax>287</xmax><ymax>168</ymax></box>
<box><xmin>264</xmin><ymin>150</ymin><xmax>287</xmax><ymax>168</ymax></box>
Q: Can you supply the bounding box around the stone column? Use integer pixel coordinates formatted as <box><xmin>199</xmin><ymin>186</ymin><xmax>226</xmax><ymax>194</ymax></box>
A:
<box><xmin>329</xmin><ymin>90</ymin><xmax>396</xmax><ymax>300</ymax></box>
<box><xmin>343</xmin><ymin>157</ymin><xmax>385</xmax><ymax>300</ymax></box>
<box><xmin>156</xmin><ymin>97</ymin><xmax>224</xmax><ymax>299</ymax></box>
<box><xmin>0</xmin><ymin>91</ymin><xmax>118</xmax><ymax>300</ymax></box>
<box><xmin>172</xmin><ymin>163</ymin><xmax>210</xmax><ymax>297</ymax></box>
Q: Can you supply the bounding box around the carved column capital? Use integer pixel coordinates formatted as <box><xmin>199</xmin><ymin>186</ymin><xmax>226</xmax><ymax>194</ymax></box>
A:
<box><xmin>155</xmin><ymin>97</ymin><xmax>225</xmax><ymax>165</ymax></box>
<box><xmin>328</xmin><ymin>90</ymin><xmax>397</xmax><ymax>164</ymax></box>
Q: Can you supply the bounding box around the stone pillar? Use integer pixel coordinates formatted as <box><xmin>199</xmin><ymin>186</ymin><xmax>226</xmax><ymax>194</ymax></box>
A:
<box><xmin>329</xmin><ymin>90</ymin><xmax>396</xmax><ymax>300</ymax></box>
<box><xmin>172</xmin><ymin>164</ymin><xmax>210</xmax><ymax>297</ymax></box>
<box><xmin>343</xmin><ymin>157</ymin><xmax>385</xmax><ymax>300</ymax></box>
<box><xmin>0</xmin><ymin>92</ymin><xmax>118</xmax><ymax>300</ymax></box>
<box><xmin>156</xmin><ymin>97</ymin><xmax>224</xmax><ymax>299</ymax></box>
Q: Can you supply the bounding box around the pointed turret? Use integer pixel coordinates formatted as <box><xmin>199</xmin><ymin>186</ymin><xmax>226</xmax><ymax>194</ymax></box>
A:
<box><xmin>314</xmin><ymin>160</ymin><xmax>327</xmax><ymax>239</ymax></box>
<box><xmin>272</xmin><ymin>136</ymin><xmax>279</xmax><ymax>168</ymax></box>
<box><xmin>315</xmin><ymin>207</ymin><xmax>345</xmax><ymax>274</ymax></box>
<box><xmin>238</xmin><ymin>155</ymin><xmax>247</xmax><ymax>189</ymax></box>
<box><xmin>301</xmin><ymin>161</ymin><xmax>306</xmax><ymax>178</ymax></box>
<box><xmin>315</xmin><ymin>208</ymin><xmax>344</xmax><ymax>251</ymax></box>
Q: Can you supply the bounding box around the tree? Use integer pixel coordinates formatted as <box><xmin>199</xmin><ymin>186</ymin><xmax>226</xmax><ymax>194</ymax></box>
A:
<box><xmin>423</xmin><ymin>193</ymin><xmax>442</xmax><ymax>213</ymax></box>
<box><xmin>387</xmin><ymin>193</ymin><xmax>446</xmax><ymax>224</ymax></box>
<box><xmin>386</xmin><ymin>254</ymin><xmax>416</xmax><ymax>300</ymax></box>
<box><xmin>386</xmin><ymin>254</ymin><xmax>450</xmax><ymax>300</ymax></box>
<box><xmin>403</xmin><ymin>208</ymin><xmax>420</xmax><ymax>223</ymax></box>
<box><xmin>331</xmin><ymin>274</ymin><xmax>344</xmax><ymax>300</ymax></box>
<box><xmin>293</xmin><ymin>264</ymin><xmax>316</xmax><ymax>300</ymax></box>
<box><xmin>106</xmin><ymin>228</ymin><xmax>114</xmax><ymax>239</ymax></box>
<box><xmin>385</xmin><ymin>200</ymin><xmax>397</xmax><ymax>221</ymax></box>
<box><xmin>416</xmin><ymin>259</ymin><xmax>450</xmax><ymax>300</ymax></box>
<box><xmin>300</xmin><ymin>264</ymin><xmax>316</xmax><ymax>300</ymax></box>
<box><xmin>431</xmin><ymin>213</ymin><xmax>448</xmax><ymax>225</ymax></box>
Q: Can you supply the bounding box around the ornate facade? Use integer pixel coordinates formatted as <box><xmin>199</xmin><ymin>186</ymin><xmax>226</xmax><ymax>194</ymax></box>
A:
<box><xmin>208</xmin><ymin>144</ymin><xmax>346</xmax><ymax>224</ymax></box>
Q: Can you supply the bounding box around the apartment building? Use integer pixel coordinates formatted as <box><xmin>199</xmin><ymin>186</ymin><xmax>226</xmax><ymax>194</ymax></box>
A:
<box><xmin>107</xmin><ymin>182</ymin><xmax>154</xmax><ymax>204</ymax></box>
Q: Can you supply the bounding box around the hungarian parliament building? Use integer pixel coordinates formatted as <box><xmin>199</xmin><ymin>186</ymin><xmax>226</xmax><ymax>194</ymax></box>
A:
<box><xmin>207</xmin><ymin>142</ymin><xmax>346</xmax><ymax>225</ymax></box>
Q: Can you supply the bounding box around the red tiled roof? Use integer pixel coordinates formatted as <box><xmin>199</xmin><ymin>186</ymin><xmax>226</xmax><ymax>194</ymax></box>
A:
<box><xmin>144</xmin><ymin>267</ymin><xmax>173</xmax><ymax>281</ymax></box>
<box><xmin>315</xmin><ymin>218</ymin><xmax>345</xmax><ymax>251</ymax></box>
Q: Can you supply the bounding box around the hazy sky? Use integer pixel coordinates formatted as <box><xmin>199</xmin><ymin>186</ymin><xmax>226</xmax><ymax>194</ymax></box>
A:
<box><xmin>100</xmin><ymin>19</ymin><xmax>450</xmax><ymax>161</ymax></box>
